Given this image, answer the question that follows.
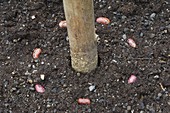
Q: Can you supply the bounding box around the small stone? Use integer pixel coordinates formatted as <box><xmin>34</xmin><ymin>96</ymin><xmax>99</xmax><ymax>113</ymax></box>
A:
<box><xmin>31</xmin><ymin>15</ymin><xmax>36</xmax><ymax>19</ymax></box>
<box><xmin>7</xmin><ymin>56</ymin><xmax>10</xmax><ymax>59</ymax></box>
<box><xmin>29</xmin><ymin>87</ymin><xmax>35</xmax><ymax>91</ymax></box>
<box><xmin>25</xmin><ymin>71</ymin><xmax>31</xmax><ymax>76</ymax></box>
<box><xmin>150</xmin><ymin>33</ymin><xmax>155</xmax><ymax>38</ymax></box>
<box><xmin>157</xmin><ymin>93</ymin><xmax>162</xmax><ymax>97</ymax></box>
<box><xmin>41</xmin><ymin>61</ymin><xmax>45</xmax><ymax>65</ymax></box>
<box><xmin>28</xmin><ymin>79</ymin><xmax>33</xmax><ymax>84</ymax></box>
<box><xmin>153</xmin><ymin>75</ymin><xmax>159</xmax><ymax>79</ymax></box>
<box><xmin>163</xmin><ymin>29</ymin><xmax>168</xmax><ymax>34</ymax></box>
<box><xmin>124</xmin><ymin>110</ymin><xmax>128</xmax><ymax>113</ymax></box>
<box><xmin>11</xmin><ymin>71</ymin><xmax>16</xmax><ymax>75</ymax></box>
<box><xmin>28</xmin><ymin>64</ymin><xmax>32</xmax><ymax>68</ymax></box>
<box><xmin>89</xmin><ymin>85</ymin><xmax>96</xmax><ymax>92</ymax></box>
<box><xmin>150</xmin><ymin>13</ymin><xmax>156</xmax><ymax>19</ymax></box>
<box><xmin>122</xmin><ymin>34</ymin><xmax>127</xmax><ymax>39</ymax></box>
<box><xmin>40</xmin><ymin>74</ymin><xmax>45</xmax><ymax>80</ymax></box>
<box><xmin>130</xmin><ymin>29</ymin><xmax>134</xmax><ymax>32</ymax></box>
<box><xmin>122</xmin><ymin>15</ymin><xmax>127</xmax><ymax>20</ymax></box>
<box><xmin>51</xmin><ymin>87</ymin><xmax>58</xmax><ymax>93</ymax></box>
<box><xmin>139</xmin><ymin>101</ymin><xmax>145</xmax><ymax>109</ymax></box>
<box><xmin>140</xmin><ymin>111</ymin><xmax>144</xmax><ymax>113</ymax></box>
<box><xmin>66</xmin><ymin>36</ymin><xmax>69</xmax><ymax>41</ymax></box>
<box><xmin>47</xmin><ymin>104</ymin><xmax>51</xmax><ymax>108</ymax></box>
<box><xmin>124</xmin><ymin>28</ymin><xmax>129</xmax><ymax>33</ymax></box>
<box><xmin>11</xmin><ymin>87</ymin><xmax>17</xmax><ymax>92</ymax></box>
<box><xmin>140</xmin><ymin>32</ymin><xmax>144</xmax><ymax>37</ymax></box>
<box><xmin>127</xmin><ymin>106</ymin><xmax>131</xmax><ymax>111</ymax></box>
<box><xmin>167</xmin><ymin>101</ymin><xmax>170</xmax><ymax>105</ymax></box>
<box><xmin>34</xmin><ymin>59</ymin><xmax>39</xmax><ymax>63</ymax></box>
<box><xmin>77</xmin><ymin>73</ymin><xmax>80</xmax><ymax>76</ymax></box>
<box><xmin>32</xmin><ymin>70</ymin><xmax>37</xmax><ymax>73</ymax></box>
<box><xmin>108</xmin><ymin>6</ymin><xmax>111</xmax><ymax>9</ymax></box>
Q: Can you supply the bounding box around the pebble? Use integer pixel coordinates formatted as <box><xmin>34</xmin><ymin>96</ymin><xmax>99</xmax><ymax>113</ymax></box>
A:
<box><xmin>127</xmin><ymin>105</ymin><xmax>131</xmax><ymax>111</ymax></box>
<box><xmin>140</xmin><ymin>111</ymin><xmax>144</xmax><ymax>113</ymax></box>
<box><xmin>4</xmin><ymin>80</ymin><xmax>8</xmax><ymax>88</ymax></box>
<box><xmin>46</xmin><ymin>104</ymin><xmax>51</xmax><ymax>108</ymax></box>
<box><xmin>163</xmin><ymin>29</ymin><xmax>168</xmax><ymax>34</ymax></box>
<box><xmin>123</xmin><ymin>28</ymin><xmax>129</xmax><ymax>33</ymax></box>
<box><xmin>140</xmin><ymin>32</ymin><xmax>144</xmax><ymax>37</ymax></box>
<box><xmin>157</xmin><ymin>93</ymin><xmax>162</xmax><ymax>98</ymax></box>
<box><xmin>130</xmin><ymin>29</ymin><xmax>134</xmax><ymax>32</ymax></box>
<box><xmin>41</xmin><ymin>61</ymin><xmax>45</xmax><ymax>65</ymax></box>
<box><xmin>150</xmin><ymin>13</ymin><xmax>156</xmax><ymax>19</ymax></box>
<box><xmin>51</xmin><ymin>87</ymin><xmax>58</xmax><ymax>93</ymax></box>
<box><xmin>122</xmin><ymin>34</ymin><xmax>127</xmax><ymax>39</ymax></box>
<box><xmin>27</xmin><ymin>79</ymin><xmax>33</xmax><ymax>84</ymax></box>
<box><xmin>77</xmin><ymin>73</ymin><xmax>80</xmax><ymax>76</ymax></box>
<box><xmin>29</xmin><ymin>87</ymin><xmax>35</xmax><ymax>91</ymax></box>
<box><xmin>153</xmin><ymin>75</ymin><xmax>159</xmax><ymax>79</ymax></box>
<box><xmin>89</xmin><ymin>85</ymin><xmax>96</xmax><ymax>92</ymax></box>
<box><xmin>25</xmin><ymin>71</ymin><xmax>31</xmax><ymax>76</ymax></box>
<box><xmin>40</xmin><ymin>74</ymin><xmax>45</xmax><ymax>80</ymax></box>
<box><xmin>31</xmin><ymin>15</ymin><xmax>36</xmax><ymax>19</ymax></box>
<box><xmin>167</xmin><ymin>101</ymin><xmax>170</xmax><ymax>105</ymax></box>
<box><xmin>11</xmin><ymin>87</ymin><xmax>17</xmax><ymax>92</ymax></box>
<box><xmin>122</xmin><ymin>15</ymin><xmax>127</xmax><ymax>20</ymax></box>
<box><xmin>150</xmin><ymin>33</ymin><xmax>155</xmax><ymax>38</ymax></box>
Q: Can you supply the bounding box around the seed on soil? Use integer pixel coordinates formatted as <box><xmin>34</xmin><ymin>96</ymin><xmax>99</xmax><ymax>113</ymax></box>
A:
<box><xmin>59</xmin><ymin>20</ymin><xmax>67</xmax><ymax>28</ymax></box>
<box><xmin>35</xmin><ymin>84</ymin><xmax>45</xmax><ymax>93</ymax></box>
<box><xmin>33</xmin><ymin>48</ymin><xmax>42</xmax><ymax>59</ymax></box>
<box><xmin>78</xmin><ymin>98</ymin><xmax>90</xmax><ymax>105</ymax></box>
<box><xmin>128</xmin><ymin>75</ymin><xmax>137</xmax><ymax>84</ymax></box>
<box><xmin>127</xmin><ymin>38</ymin><xmax>136</xmax><ymax>48</ymax></box>
<box><xmin>96</xmin><ymin>17</ymin><xmax>110</xmax><ymax>24</ymax></box>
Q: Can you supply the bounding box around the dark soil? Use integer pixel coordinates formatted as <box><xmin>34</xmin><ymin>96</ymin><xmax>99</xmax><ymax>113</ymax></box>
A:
<box><xmin>0</xmin><ymin>0</ymin><xmax>170</xmax><ymax>113</ymax></box>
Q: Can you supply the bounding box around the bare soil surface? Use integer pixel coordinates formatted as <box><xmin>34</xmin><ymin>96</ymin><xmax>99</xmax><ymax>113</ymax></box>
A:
<box><xmin>0</xmin><ymin>0</ymin><xmax>170</xmax><ymax>113</ymax></box>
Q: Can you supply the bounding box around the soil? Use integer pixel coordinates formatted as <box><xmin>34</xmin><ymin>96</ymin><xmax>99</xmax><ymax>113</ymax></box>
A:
<box><xmin>0</xmin><ymin>0</ymin><xmax>170</xmax><ymax>113</ymax></box>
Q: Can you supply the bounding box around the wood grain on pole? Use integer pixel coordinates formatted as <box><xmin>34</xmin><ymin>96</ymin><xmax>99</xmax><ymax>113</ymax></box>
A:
<box><xmin>63</xmin><ymin>0</ymin><xmax>98</xmax><ymax>73</ymax></box>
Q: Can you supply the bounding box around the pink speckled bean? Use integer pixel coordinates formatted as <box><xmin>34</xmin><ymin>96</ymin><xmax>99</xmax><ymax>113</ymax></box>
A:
<box><xmin>128</xmin><ymin>75</ymin><xmax>137</xmax><ymax>84</ymax></box>
<box><xmin>78</xmin><ymin>98</ymin><xmax>90</xmax><ymax>105</ymax></box>
<box><xmin>33</xmin><ymin>48</ymin><xmax>42</xmax><ymax>59</ymax></box>
<box><xmin>59</xmin><ymin>20</ymin><xmax>67</xmax><ymax>28</ymax></box>
<box><xmin>35</xmin><ymin>84</ymin><xmax>45</xmax><ymax>93</ymax></box>
<box><xmin>96</xmin><ymin>17</ymin><xmax>110</xmax><ymax>25</ymax></box>
<box><xmin>127</xmin><ymin>38</ymin><xmax>137</xmax><ymax>48</ymax></box>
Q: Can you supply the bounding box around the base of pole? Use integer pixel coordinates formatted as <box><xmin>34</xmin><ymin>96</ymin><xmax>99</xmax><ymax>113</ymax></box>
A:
<box><xmin>71</xmin><ymin>50</ymin><xmax>98</xmax><ymax>73</ymax></box>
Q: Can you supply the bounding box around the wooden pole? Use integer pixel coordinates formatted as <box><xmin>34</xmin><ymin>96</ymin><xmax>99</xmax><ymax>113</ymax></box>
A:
<box><xmin>63</xmin><ymin>0</ymin><xmax>98</xmax><ymax>73</ymax></box>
